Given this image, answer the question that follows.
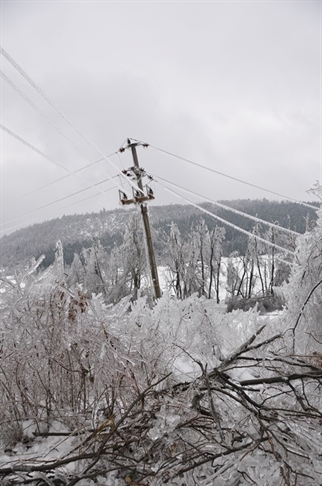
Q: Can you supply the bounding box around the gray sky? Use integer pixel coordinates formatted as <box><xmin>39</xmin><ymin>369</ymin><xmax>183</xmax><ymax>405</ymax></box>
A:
<box><xmin>0</xmin><ymin>0</ymin><xmax>321</xmax><ymax>235</ymax></box>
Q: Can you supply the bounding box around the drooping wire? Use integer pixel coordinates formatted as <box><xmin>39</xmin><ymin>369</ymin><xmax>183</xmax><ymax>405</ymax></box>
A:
<box><xmin>1</xmin><ymin>123</ymin><xmax>117</xmax><ymax>201</ymax></box>
<box><xmin>1</xmin><ymin>123</ymin><xmax>63</xmax><ymax>169</ymax></box>
<box><xmin>1</xmin><ymin>71</ymin><xmax>127</xmax><ymax>211</ymax></box>
<box><xmin>0</xmin><ymin>184</ymin><xmax>120</xmax><ymax>236</ymax></box>
<box><xmin>150</xmin><ymin>173</ymin><xmax>301</xmax><ymax>238</ymax></box>
<box><xmin>153</xmin><ymin>178</ymin><xmax>296</xmax><ymax>257</ymax></box>
<box><xmin>146</xmin><ymin>143</ymin><xmax>317</xmax><ymax>211</ymax></box>
<box><xmin>0</xmin><ymin>70</ymin><xmax>92</xmax><ymax>161</ymax></box>
<box><xmin>1</xmin><ymin>174</ymin><xmax>120</xmax><ymax>228</ymax></box>
<box><xmin>0</xmin><ymin>122</ymin><xmax>123</xmax><ymax>225</ymax></box>
<box><xmin>0</xmin><ymin>46</ymin><xmax>144</xmax><ymax>195</ymax></box>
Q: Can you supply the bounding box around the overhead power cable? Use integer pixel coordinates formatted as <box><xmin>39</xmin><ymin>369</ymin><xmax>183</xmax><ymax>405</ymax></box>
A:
<box><xmin>0</xmin><ymin>123</ymin><xmax>107</xmax><ymax>180</ymax></box>
<box><xmin>1</xmin><ymin>174</ymin><xmax>120</xmax><ymax>228</ymax></box>
<box><xmin>0</xmin><ymin>46</ymin><xmax>144</xmax><ymax>196</ymax></box>
<box><xmin>147</xmin><ymin>144</ymin><xmax>317</xmax><ymax>211</ymax></box>
<box><xmin>0</xmin><ymin>185</ymin><xmax>119</xmax><ymax>236</ymax></box>
<box><xmin>153</xmin><ymin>179</ymin><xmax>295</xmax><ymax>257</ymax></box>
<box><xmin>1</xmin><ymin>123</ymin><xmax>61</xmax><ymax>167</ymax></box>
<box><xmin>0</xmin><ymin>70</ymin><xmax>92</xmax><ymax>161</ymax></box>
<box><xmin>1</xmin><ymin>70</ymin><xmax>124</xmax><ymax>206</ymax></box>
<box><xmin>0</xmin><ymin>122</ymin><xmax>120</xmax><ymax>213</ymax></box>
<box><xmin>1</xmin><ymin>69</ymin><xmax>131</xmax><ymax>199</ymax></box>
<box><xmin>151</xmin><ymin>173</ymin><xmax>300</xmax><ymax>238</ymax></box>
<box><xmin>1</xmin><ymin>123</ymin><xmax>118</xmax><ymax>201</ymax></box>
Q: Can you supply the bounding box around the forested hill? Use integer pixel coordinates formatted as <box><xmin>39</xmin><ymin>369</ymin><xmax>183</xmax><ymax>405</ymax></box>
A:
<box><xmin>0</xmin><ymin>199</ymin><xmax>319</xmax><ymax>271</ymax></box>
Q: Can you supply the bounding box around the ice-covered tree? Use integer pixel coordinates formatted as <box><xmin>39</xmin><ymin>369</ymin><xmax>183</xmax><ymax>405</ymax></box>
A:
<box><xmin>3</xmin><ymin>215</ymin><xmax>322</xmax><ymax>485</ymax></box>
<box><xmin>284</xmin><ymin>184</ymin><xmax>322</xmax><ymax>355</ymax></box>
<box><xmin>168</xmin><ymin>222</ymin><xmax>186</xmax><ymax>298</ymax></box>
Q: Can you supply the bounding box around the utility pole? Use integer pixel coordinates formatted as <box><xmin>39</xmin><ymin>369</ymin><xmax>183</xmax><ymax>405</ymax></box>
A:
<box><xmin>119</xmin><ymin>139</ymin><xmax>162</xmax><ymax>299</ymax></box>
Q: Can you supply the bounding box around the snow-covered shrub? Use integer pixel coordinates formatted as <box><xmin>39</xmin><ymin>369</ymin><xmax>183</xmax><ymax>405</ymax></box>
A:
<box><xmin>0</xmin><ymin>247</ymin><xmax>139</xmax><ymax>447</ymax></box>
<box><xmin>283</xmin><ymin>193</ymin><xmax>322</xmax><ymax>355</ymax></box>
<box><xmin>2</xmin><ymin>231</ymin><xmax>322</xmax><ymax>484</ymax></box>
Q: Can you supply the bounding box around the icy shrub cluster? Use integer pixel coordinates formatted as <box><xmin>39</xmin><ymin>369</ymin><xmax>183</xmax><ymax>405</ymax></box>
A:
<box><xmin>1</xmin><ymin>221</ymin><xmax>322</xmax><ymax>484</ymax></box>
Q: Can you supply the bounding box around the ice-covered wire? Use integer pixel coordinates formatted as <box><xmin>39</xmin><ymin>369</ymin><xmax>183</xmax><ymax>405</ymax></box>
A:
<box><xmin>0</xmin><ymin>70</ymin><xmax>92</xmax><ymax>160</ymax></box>
<box><xmin>151</xmin><ymin>173</ymin><xmax>301</xmax><ymax>238</ymax></box>
<box><xmin>1</xmin><ymin>71</ymin><xmax>125</xmax><ymax>214</ymax></box>
<box><xmin>0</xmin><ymin>123</ymin><xmax>121</xmax><ymax>227</ymax></box>
<box><xmin>1</xmin><ymin>123</ymin><xmax>65</xmax><ymax>169</ymax></box>
<box><xmin>154</xmin><ymin>179</ymin><xmax>296</xmax><ymax>257</ymax></box>
<box><xmin>1</xmin><ymin>123</ymin><xmax>112</xmax><ymax>190</ymax></box>
<box><xmin>1</xmin><ymin>124</ymin><xmax>118</xmax><ymax>201</ymax></box>
<box><xmin>1</xmin><ymin>174</ymin><xmax>120</xmax><ymax>228</ymax></box>
<box><xmin>0</xmin><ymin>46</ymin><xmax>144</xmax><ymax>195</ymax></box>
<box><xmin>0</xmin><ymin>184</ymin><xmax>119</xmax><ymax>236</ymax></box>
<box><xmin>148</xmin><ymin>144</ymin><xmax>317</xmax><ymax>211</ymax></box>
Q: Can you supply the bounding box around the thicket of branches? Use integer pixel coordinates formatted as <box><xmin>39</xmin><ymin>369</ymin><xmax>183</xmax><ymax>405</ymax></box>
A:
<box><xmin>1</xmin><ymin>204</ymin><xmax>322</xmax><ymax>485</ymax></box>
<box><xmin>65</xmin><ymin>213</ymin><xmax>291</xmax><ymax>308</ymax></box>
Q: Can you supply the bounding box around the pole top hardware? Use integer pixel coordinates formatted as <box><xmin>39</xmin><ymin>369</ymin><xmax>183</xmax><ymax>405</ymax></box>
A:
<box><xmin>118</xmin><ymin>138</ymin><xmax>161</xmax><ymax>299</ymax></box>
<box><xmin>119</xmin><ymin>139</ymin><xmax>149</xmax><ymax>153</ymax></box>
<box><xmin>119</xmin><ymin>185</ymin><xmax>155</xmax><ymax>206</ymax></box>
<box><xmin>122</xmin><ymin>166</ymin><xmax>146</xmax><ymax>181</ymax></box>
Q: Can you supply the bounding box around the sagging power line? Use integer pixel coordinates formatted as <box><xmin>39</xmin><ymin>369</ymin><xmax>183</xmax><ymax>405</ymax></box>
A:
<box><xmin>150</xmin><ymin>173</ymin><xmax>300</xmax><ymax>238</ymax></box>
<box><xmin>0</xmin><ymin>46</ymin><xmax>144</xmax><ymax>197</ymax></box>
<box><xmin>142</xmin><ymin>142</ymin><xmax>317</xmax><ymax>211</ymax></box>
<box><xmin>155</xmin><ymin>180</ymin><xmax>296</xmax><ymax>257</ymax></box>
<box><xmin>0</xmin><ymin>186</ymin><xmax>119</xmax><ymax>236</ymax></box>
<box><xmin>0</xmin><ymin>174</ymin><xmax>120</xmax><ymax>229</ymax></box>
<box><xmin>0</xmin><ymin>123</ymin><xmax>118</xmax><ymax>202</ymax></box>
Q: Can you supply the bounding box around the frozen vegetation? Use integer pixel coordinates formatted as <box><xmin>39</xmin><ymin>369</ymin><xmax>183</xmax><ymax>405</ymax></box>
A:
<box><xmin>1</xmin><ymin>199</ymin><xmax>322</xmax><ymax>485</ymax></box>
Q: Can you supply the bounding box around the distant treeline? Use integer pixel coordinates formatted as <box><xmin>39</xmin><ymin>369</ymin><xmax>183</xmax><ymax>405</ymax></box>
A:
<box><xmin>0</xmin><ymin>199</ymin><xmax>319</xmax><ymax>271</ymax></box>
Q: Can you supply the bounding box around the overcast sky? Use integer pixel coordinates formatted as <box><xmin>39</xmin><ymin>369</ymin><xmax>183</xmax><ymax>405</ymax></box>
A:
<box><xmin>0</xmin><ymin>0</ymin><xmax>321</xmax><ymax>236</ymax></box>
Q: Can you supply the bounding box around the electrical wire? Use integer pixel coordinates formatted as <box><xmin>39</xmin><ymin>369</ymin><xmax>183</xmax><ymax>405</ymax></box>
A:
<box><xmin>153</xmin><ymin>178</ymin><xmax>296</xmax><ymax>257</ymax></box>
<box><xmin>5</xmin><ymin>41</ymin><xmax>308</xmax><ymax>223</ymax></box>
<box><xmin>0</xmin><ymin>46</ymin><xmax>144</xmax><ymax>196</ymax></box>
<box><xmin>2</xmin><ymin>44</ymin><xmax>313</xmax><ymax>238</ymax></box>
<box><xmin>1</xmin><ymin>174</ymin><xmax>120</xmax><ymax>228</ymax></box>
<box><xmin>1</xmin><ymin>70</ymin><xmax>136</xmax><ymax>205</ymax></box>
<box><xmin>0</xmin><ymin>70</ymin><xmax>92</xmax><ymax>161</ymax></box>
<box><xmin>0</xmin><ymin>122</ymin><xmax>122</xmax><ymax>225</ymax></box>
<box><xmin>1</xmin><ymin>123</ymin><xmax>120</xmax><ymax>201</ymax></box>
<box><xmin>147</xmin><ymin>143</ymin><xmax>318</xmax><ymax>211</ymax></box>
<box><xmin>150</xmin><ymin>173</ymin><xmax>300</xmax><ymax>238</ymax></box>
<box><xmin>1</xmin><ymin>124</ymin><xmax>114</xmax><ymax>195</ymax></box>
<box><xmin>0</xmin><ymin>184</ymin><xmax>120</xmax><ymax>236</ymax></box>
<box><xmin>1</xmin><ymin>71</ymin><xmax>125</xmax><ymax>202</ymax></box>
<box><xmin>1</xmin><ymin>123</ymin><xmax>63</xmax><ymax>168</ymax></box>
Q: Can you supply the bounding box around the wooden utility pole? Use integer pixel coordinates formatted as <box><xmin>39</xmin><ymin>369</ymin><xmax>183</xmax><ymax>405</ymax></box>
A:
<box><xmin>121</xmin><ymin>139</ymin><xmax>162</xmax><ymax>299</ymax></box>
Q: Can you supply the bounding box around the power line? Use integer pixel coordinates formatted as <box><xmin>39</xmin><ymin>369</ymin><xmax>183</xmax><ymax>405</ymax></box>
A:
<box><xmin>1</xmin><ymin>123</ymin><xmax>107</xmax><ymax>183</ymax></box>
<box><xmin>1</xmin><ymin>69</ymin><xmax>125</xmax><ymax>205</ymax></box>
<box><xmin>15</xmin><ymin>160</ymin><xmax>107</xmax><ymax>202</ymax></box>
<box><xmin>153</xmin><ymin>178</ymin><xmax>296</xmax><ymax>257</ymax></box>
<box><xmin>0</xmin><ymin>69</ymin><xmax>92</xmax><ymax>161</ymax></box>
<box><xmin>1</xmin><ymin>174</ymin><xmax>120</xmax><ymax>228</ymax></box>
<box><xmin>0</xmin><ymin>121</ymin><xmax>122</xmax><ymax>213</ymax></box>
<box><xmin>1</xmin><ymin>124</ymin><xmax>119</xmax><ymax>201</ymax></box>
<box><xmin>0</xmin><ymin>183</ymin><xmax>119</xmax><ymax>236</ymax></box>
<box><xmin>148</xmin><ymin>144</ymin><xmax>317</xmax><ymax>211</ymax></box>
<box><xmin>0</xmin><ymin>47</ymin><xmax>144</xmax><ymax>196</ymax></box>
<box><xmin>151</xmin><ymin>173</ymin><xmax>300</xmax><ymax>237</ymax></box>
<box><xmin>1</xmin><ymin>123</ymin><xmax>60</xmax><ymax>167</ymax></box>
